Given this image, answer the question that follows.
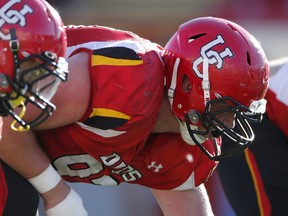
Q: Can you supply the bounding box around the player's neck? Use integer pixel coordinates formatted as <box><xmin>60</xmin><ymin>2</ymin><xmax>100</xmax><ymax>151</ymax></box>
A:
<box><xmin>152</xmin><ymin>93</ymin><xmax>179</xmax><ymax>134</ymax></box>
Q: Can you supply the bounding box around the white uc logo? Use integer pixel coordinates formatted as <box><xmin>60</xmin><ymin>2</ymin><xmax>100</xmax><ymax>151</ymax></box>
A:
<box><xmin>192</xmin><ymin>35</ymin><xmax>234</xmax><ymax>78</ymax></box>
<box><xmin>0</xmin><ymin>0</ymin><xmax>33</xmax><ymax>40</ymax></box>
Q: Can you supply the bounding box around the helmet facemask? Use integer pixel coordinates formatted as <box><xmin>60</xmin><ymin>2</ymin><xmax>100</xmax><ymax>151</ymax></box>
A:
<box><xmin>0</xmin><ymin>46</ymin><xmax>68</xmax><ymax>130</ymax></box>
<box><xmin>0</xmin><ymin>0</ymin><xmax>68</xmax><ymax>130</ymax></box>
<box><xmin>184</xmin><ymin>96</ymin><xmax>265</xmax><ymax>161</ymax></box>
<box><xmin>174</xmin><ymin>58</ymin><xmax>266</xmax><ymax>161</ymax></box>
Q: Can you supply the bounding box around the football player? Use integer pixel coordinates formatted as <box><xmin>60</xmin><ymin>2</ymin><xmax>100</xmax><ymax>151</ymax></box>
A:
<box><xmin>0</xmin><ymin>17</ymin><xmax>269</xmax><ymax>216</ymax></box>
<box><xmin>0</xmin><ymin>0</ymin><xmax>68</xmax><ymax>215</ymax></box>
<box><xmin>218</xmin><ymin>58</ymin><xmax>288</xmax><ymax>216</ymax></box>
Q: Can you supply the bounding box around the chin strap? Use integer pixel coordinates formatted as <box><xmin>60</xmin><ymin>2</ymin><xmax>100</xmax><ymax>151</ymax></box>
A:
<box><xmin>10</xmin><ymin>101</ymin><xmax>30</xmax><ymax>131</ymax></box>
<box><xmin>177</xmin><ymin>118</ymin><xmax>207</xmax><ymax>145</ymax></box>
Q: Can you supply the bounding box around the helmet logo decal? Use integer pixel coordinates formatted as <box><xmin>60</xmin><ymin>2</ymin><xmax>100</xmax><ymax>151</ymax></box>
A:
<box><xmin>192</xmin><ymin>35</ymin><xmax>234</xmax><ymax>78</ymax></box>
<box><xmin>0</xmin><ymin>0</ymin><xmax>33</xmax><ymax>40</ymax></box>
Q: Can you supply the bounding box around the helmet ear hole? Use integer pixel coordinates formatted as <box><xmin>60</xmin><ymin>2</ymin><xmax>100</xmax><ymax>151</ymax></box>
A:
<box><xmin>182</xmin><ymin>75</ymin><xmax>192</xmax><ymax>94</ymax></box>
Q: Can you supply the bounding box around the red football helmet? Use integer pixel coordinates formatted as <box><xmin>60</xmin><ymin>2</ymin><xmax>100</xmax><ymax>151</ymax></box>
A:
<box><xmin>163</xmin><ymin>17</ymin><xmax>269</xmax><ymax>160</ymax></box>
<box><xmin>0</xmin><ymin>0</ymin><xmax>68</xmax><ymax>129</ymax></box>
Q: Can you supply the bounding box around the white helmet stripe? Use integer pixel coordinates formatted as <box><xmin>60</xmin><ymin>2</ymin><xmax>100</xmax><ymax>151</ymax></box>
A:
<box><xmin>168</xmin><ymin>57</ymin><xmax>180</xmax><ymax>106</ymax></box>
<box><xmin>202</xmin><ymin>58</ymin><xmax>211</xmax><ymax>105</ymax></box>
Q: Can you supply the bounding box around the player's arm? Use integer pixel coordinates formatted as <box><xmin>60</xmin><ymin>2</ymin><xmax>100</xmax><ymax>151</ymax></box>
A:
<box><xmin>151</xmin><ymin>184</ymin><xmax>214</xmax><ymax>216</ymax></box>
<box><xmin>0</xmin><ymin>118</ymin><xmax>87</xmax><ymax>216</ymax></box>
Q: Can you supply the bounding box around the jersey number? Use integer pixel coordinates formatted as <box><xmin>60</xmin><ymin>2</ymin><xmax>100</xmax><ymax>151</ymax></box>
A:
<box><xmin>53</xmin><ymin>153</ymin><xmax>142</xmax><ymax>185</ymax></box>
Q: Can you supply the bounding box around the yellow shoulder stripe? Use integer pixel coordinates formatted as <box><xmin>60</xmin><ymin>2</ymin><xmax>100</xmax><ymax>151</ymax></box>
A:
<box><xmin>92</xmin><ymin>55</ymin><xmax>143</xmax><ymax>66</ymax></box>
<box><xmin>89</xmin><ymin>108</ymin><xmax>131</xmax><ymax>120</ymax></box>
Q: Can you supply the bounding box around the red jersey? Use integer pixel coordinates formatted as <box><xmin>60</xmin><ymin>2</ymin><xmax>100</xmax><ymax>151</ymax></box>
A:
<box><xmin>36</xmin><ymin>25</ymin><xmax>218</xmax><ymax>191</ymax></box>
<box><xmin>0</xmin><ymin>163</ymin><xmax>7</xmax><ymax>216</ymax></box>
<box><xmin>266</xmin><ymin>63</ymin><xmax>288</xmax><ymax>137</ymax></box>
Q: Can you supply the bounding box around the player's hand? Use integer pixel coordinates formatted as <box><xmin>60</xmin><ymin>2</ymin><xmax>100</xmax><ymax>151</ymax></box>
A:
<box><xmin>46</xmin><ymin>187</ymin><xmax>88</xmax><ymax>216</ymax></box>
<box><xmin>28</xmin><ymin>164</ymin><xmax>88</xmax><ymax>215</ymax></box>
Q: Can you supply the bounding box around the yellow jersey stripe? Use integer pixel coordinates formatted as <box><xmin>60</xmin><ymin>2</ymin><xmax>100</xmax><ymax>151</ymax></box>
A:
<box><xmin>92</xmin><ymin>55</ymin><xmax>143</xmax><ymax>66</ymax></box>
<box><xmin>89</xmin><ymin>108</ymin><xmax>131</xmax><ymax>120</ymax></box>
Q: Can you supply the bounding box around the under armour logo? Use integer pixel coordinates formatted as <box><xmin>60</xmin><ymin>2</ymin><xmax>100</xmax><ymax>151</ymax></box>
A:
<box><xmin>192</xmin><ymin>35</ymin><xmax>234</xmax><ymax>78</ymax></box>
<box><xmin>147</xmin><ymin>161</ymin><xmax>163</xmax><ymax>173</ymax></box>
<box><xmin>0</xmin><ymin>0</ymin><xmax>33</xmax><ymax>40</ymax></box>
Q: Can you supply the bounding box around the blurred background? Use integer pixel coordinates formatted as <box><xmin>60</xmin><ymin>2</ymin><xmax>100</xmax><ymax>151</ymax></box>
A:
<box><xmin>48</xmin><ymin>0</ymin><xmax>288</xmax><ymax>59</ymax></box>
<box><xmin>39</xmin><ymin>0</ymin><xmax>287</xmax><ymax>215</ymax></box>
